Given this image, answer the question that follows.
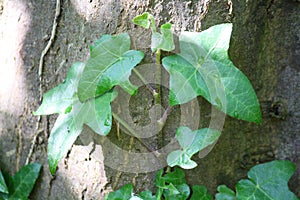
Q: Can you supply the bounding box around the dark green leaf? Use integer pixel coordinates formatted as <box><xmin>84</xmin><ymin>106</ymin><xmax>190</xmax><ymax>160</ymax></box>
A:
<box><xmin>236</xmin><ymin>160</ymin><xmax>298</xmax><ymax>200</ymax></box>
<box><xmin>139</xmin><ymin>190</ymin><xmax>156</xmax><ymax>200</ymax></box>
<box><xmin>34</xmin><ymin>62</ymin><xmax>85</xmax><ymax>115</ymax></box>
<box><xmin>78</xmin><ymin>33</ymin><xmax>144</xmax><ymax>102</ymax></box>
<box><xmin>9</xmin><ymin>163</ymin><xmax>41</xmax><ymax>199</ymax></box>
<box><xmin>163</xmin><ymin>183</ymin><xmax>190</xmax><ymax>200</ymax></box>
<box><xmin>163</xmin><ymin>168</ymin><xmax>186</xmax><ymax>185</ymax></box>
<box><xmin>190</xmin><ymin>185</ymin><xmax>212</xmax><ymax>200</ymax></box>
<box><xmin>215</xmin><ymin>185</ymin><xmax>235</xmax><ymax>200</ymax></box>
<box><xmin>48</xmin><ymin>91</ymin><xmax>115</xmax><ymax>175</ymax></box>
<box><xmin>0</xmin><ymin>171</ymin><xmax>8</xmax><ymax>194</ymax></box>
<box><xmin>167</xmin><ymin>127</ymin><xmax>221</xmax><ymax>169</ymax></box>
<box><xmin>162</xmin><ymin>23</ymin><xmax>262</xmax><ymax>123</ymax></box>
<box><xmin>151</xmin><ymin>23</ymin><xmax>175</xmax><ymax>52</ymax></box>
<box><xmin>105</xmin><ymin>183</ymin><xmax>133</xmax><ymax>200</ymax></box>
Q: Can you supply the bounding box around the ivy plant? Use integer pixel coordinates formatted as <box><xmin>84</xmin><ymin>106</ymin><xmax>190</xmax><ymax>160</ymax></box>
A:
<box><xmin>105</xmin><ymin>160</ymin><xmax>299</xmax><ymax>200</ymax></box>
<box><xmin>0</xmin><ymin>163</ymin><xmax>41</xmax><ymax>200</ymax></box>
<box><xmin>34</xmin><ymin>12</ymin><xmax>261</xmax><ymax>175</ymax></box>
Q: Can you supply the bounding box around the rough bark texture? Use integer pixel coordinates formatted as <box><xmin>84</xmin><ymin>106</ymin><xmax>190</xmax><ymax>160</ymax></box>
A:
<box><xmin>0</xmin><ymin>0</ymin><xmax>299</xmax><ymax>199</ymax></box>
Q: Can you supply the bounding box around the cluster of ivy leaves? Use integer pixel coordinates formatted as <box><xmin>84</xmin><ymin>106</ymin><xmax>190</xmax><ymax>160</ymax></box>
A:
<box><xmin>105</xmin><ymin>160</ymin><xmax>299</xmax><ymax>200</ymax></box>
<box><xmin>34</xmin><ymin>12</ymin><xmax>262</xmax><ymax>175</ymax></box>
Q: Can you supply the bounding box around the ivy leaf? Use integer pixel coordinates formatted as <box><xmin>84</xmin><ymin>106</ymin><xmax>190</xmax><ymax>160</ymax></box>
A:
<box><xmin>215</xmin><ymin>185</ymin><xmax>236</xmax><ymax>200</ymax></box>
<box><xmin>105</xmin><ymin>183</ymin><xmax>134</xmax><ymax>200</ymax></box>
<box><xmin>9</xmin><ymin>163</ymin><xmax>41</xmax><ymax>199</ymax></box>
<box><xmin>167</xmin><ymin>127</ymin><xmax>221</xmax><ymax>169</ymax></box>
<box><xmin>163</xmin><ymin>168</ymin><xmax>186</xmax><ymax>185</ymax></box>
<box><xmin>163</xmin><ymin>183</ymin><xmax>190</xmax><ymax>200</ymax></box>
<box><xmin>236</xmin><ymin>160</ymin><xmax>298</xmax><ymax>200</ymax></box>
<box><xmin>132</xmin><ymin>12</ymin><xmax>156</xmax><ymax>30</ymax></box>
<box><xmin>190</xmin><ymin>185</ymin><xmax>213</xmax><ymax>200</ymax></box>
<box><xmin>77</xmin><ymin>33</ymin><xmax>144</xmax><ymax>102</ymax></box>
<box><xmin>138</xmin><ymin>190</ymin><xmax>156</xmax><ymax>200</ymax></box>
<box><xmin>48</xmin><ymin>91</ymin><xmax>115</xmax><ymax>175</ymax></box>
<box><xmin>0</xmin><ymin>171</ymin><xmax>8</xmax><ymax>194</ymax></box>
<box><xmin>162</xmin><ymin>23</ymin><xmax>262</xmax><ymax>123</ymax></box>
<box><xmin>151</xmin><ymin>23</ymin><xmax>175</xmax><ymax>52</ymax></box>
<box><xmin>34</xmin><ymin>62</ymin><xmax>85</xmax><ymax>115</ymax></box>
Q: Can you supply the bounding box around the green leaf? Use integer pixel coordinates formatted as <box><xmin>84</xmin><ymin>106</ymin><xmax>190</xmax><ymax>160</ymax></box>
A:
<box><xmin>48</xmin><ymin>91</ymin><xmax>115</xmax><ymax>175</ymax></box>
<box><xmin>139</xmin><ymin>190</ymin><xmax>156</xmax><ymax>200</ymax></box>
<box><xmin>236</xmin><ymin>160</ymin><xmax>298</xmax><ymax>200</ymax></box>
<box><xmin>163</xmin><ymin>168</ymin><xmax>186</xmax><ymax>185</ymax></box>
<box><xmin>162</xmin><ymin>23</ymin><xmax>262</xmax><ymax>123</ymax></box>
<box><xmin>215</xmin><ymin>185</ymin><xmax>236</xmax><ymax>200</ymax></box>
<box><xmin>167</xmin><ymin>127</ymin><xmax>221</xmax><ymax>169</ymax></box>
<box><xmin>0</xmin><ymin>171</ymin><xmax>8</xmax><ymax>194</ymax></box>
<box><xmin>34</xmin><ymin>62</ymin><xmax>85</xmax><ymax>115</ymax></box>
<box><xmin>151</xmin><ymin>23</ymin><xmax>175</xmax><ymax>52</ymax></box>
<box><xmin>9</xmin><ymin>163</ymin><xmax>41</xmax><ymax>199</ymax></box>
<box><xmin>132</xmin><ymin>12</ymin><xmax>153</xmax><ymax>29</ymax></box>
<box><xmin>105</xmin><ymin>183</ymin><xmax>133</xmax><ymax>200</ymax></box>
<box><xmin>190</xmin><ymin>185</ymin><xmax>212</xmax><ymax>200</ymax></box>
<box><xmin>77</xmin><ymin>33</ymin><xmax>144</xmax><ymax>102</ymax></box>
<box><xmin>163</xmin><ymin>183</ymin><xmax>190</xmax><ymax>200</ymax></box>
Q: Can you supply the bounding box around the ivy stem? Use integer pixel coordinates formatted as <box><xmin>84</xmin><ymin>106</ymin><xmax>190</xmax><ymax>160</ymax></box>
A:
<box><xmin>112</xmin><ymin>112</ymin><xmax>161</xmax><ymax>158</ymax></box>
<box><xmin>132</xmin><ymin>68</ymin><xmax>157</xmax><ymax>97</ymax></box>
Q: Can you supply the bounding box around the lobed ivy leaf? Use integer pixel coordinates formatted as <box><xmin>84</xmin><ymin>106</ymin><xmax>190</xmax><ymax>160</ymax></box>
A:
<box><xmin>190</xmin><ymin>185</ymin><xmax>213</xmax><ymax>200</ymax></box>
<box><xmin>215</xmin><ymin>185</ymin><xmax>236</xmax><ymax>200</ymax></box>
<box><xmin>167</xmin><ymin>127</ymin><xmax>221</xmax><ymax>169</ymax></box>
<box><xmin>236</xmin><ymin>160</ymin><xmax>298</xmax><ymax>200</ymax></box>
<box><xmin>34</xmin><ymin>61</ymin><xmax>116</xmax><ymax>175</ymax></box>
<box><xmin>163</xmin><ymin>183</ymin><xmax>190</xmax><ymax>200</ymax></box>
<box><xmin>104</xmin><ymin>183</ymin><xmax>133</xmax><ymax>200</ymax></box>
<box><xmin>8</xmin><ymin>163</ymin><xmax>41</xmax><ymax>199</ymax></box>
<box><xmin>47</xmin><ymin>91</ymin><xmax>116</xmax><ymax>175</ymax></box>
<box><xmin>0</xmin><ymin>171</ymin><xmax>8</xmax><ymax>194</ymax></box>
<box><xmin>151</xmin><ymin>23</ymin><xmax>175</xmax><ymax>52</ymax></box>
<box><xmin>34</xmin><ymin>62</ymin><xmax>85</xmax><ymax>115</ymax></box>
<box><xmin>162</xmin><ymin>23</ymin><xmax>262</xmax><ymax>123</ymax></box>
<box><xmin>77</xmin><ymin>33</ymin><xmax>144</xmax><ymax>102</ymax></box>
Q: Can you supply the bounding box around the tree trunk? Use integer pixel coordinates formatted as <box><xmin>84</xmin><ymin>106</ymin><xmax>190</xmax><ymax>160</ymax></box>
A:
<box><xmin>0</xmin><ymin>0</ymin><xmax>298</xmax><ymax>199</ymax></box>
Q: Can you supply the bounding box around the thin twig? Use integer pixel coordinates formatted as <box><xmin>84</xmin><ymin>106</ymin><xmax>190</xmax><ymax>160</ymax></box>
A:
<box><xmin>26</xmin><ymin>0</ymin><xmax>61</xmax><ymax>165</ymax></box>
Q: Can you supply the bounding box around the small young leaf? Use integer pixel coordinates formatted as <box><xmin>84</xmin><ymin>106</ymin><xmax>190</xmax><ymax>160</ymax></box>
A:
<box><xmin>132</xmin><ymin>12</ymin><xmax>152</xmax><ymax>29</ymax></box>
<box><xmin>34</xmin><ymin>62</ymin><xmax>85</xmax><ymax>115</ymax></box>
<box><xmin>162</xmin><ymin>23</ymin><xmax>262</xmax><ymax>123</ymax></box>
<box><xmin>151</xmin><ymin>23</ymin><xmax>175</xmax><ymax>52</ymax></box>
<box><xmin>167</xmin><ymin>127</ymin><xmax>221</xmax><ymax>169</ymax></box>
<box><xmin>105</xmin><ymin>183</ymin><xmax>134</xmax><ymax>200</ymax></box>
<box><xmin>0</xmin><ymin>171</ymin><xmax>8</xmax><ymax>194</ymax></box>
<box><xmin>215</xmin><ymin>185</ymin><xmax>235</xmax><ymax>200</ymax></box>
<box><xmin>190</xmin><ymin>185</ymin><xmax>212</xmax><ymax>200</ymax></box>
<box><xmin>78</xmin><ymin>33</ymin><xmax>144</xmax><ymax>102</ymax></box>
<box><xmin>236</xmin><ymin>160</ymin><xmax>298</xmax><ymax>200</ymax></box>
<box><xmin>9</xmin><ymin>163</ymin><xmax>41</xmax><ymax>199</ymax></box>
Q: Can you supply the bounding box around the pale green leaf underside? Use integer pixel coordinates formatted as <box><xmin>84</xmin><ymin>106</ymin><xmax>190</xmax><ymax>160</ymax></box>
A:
<box><xmin>34</xmin><ymin>62</ymin><xmax>85</xmax><ymax>115</ymax></box>
<box><xmin>10</xmin><ymin>163</ymin><xmax>41</xmax><ymax>199</ymax></box>
<box><xmin>78</xmin><ymin>33</ymin><xmax>144</xmax><ymax>102</ymax></box>
<box><xmin>162</xmin><ymin>23</ymin><xmax>262</xmax><ymax>123</ymax></box>
<box><xmin>0</xmin><ymin>171</ymin><xmax>8</xmax><ymax>194</ymax></box>
<box><xmin>236</xmin><ymin>160</ymin><xmax>298</xmax><ymax>200</ymax></box>
<box><xmin>167</xmin><ymin>126</ymin><xmax>221</xmax><ymax>169</ymax></box>
<box><xmin>48</xmin><ymin>91</ymin><xmax>115</xmax><ymax>175</ymax></box>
